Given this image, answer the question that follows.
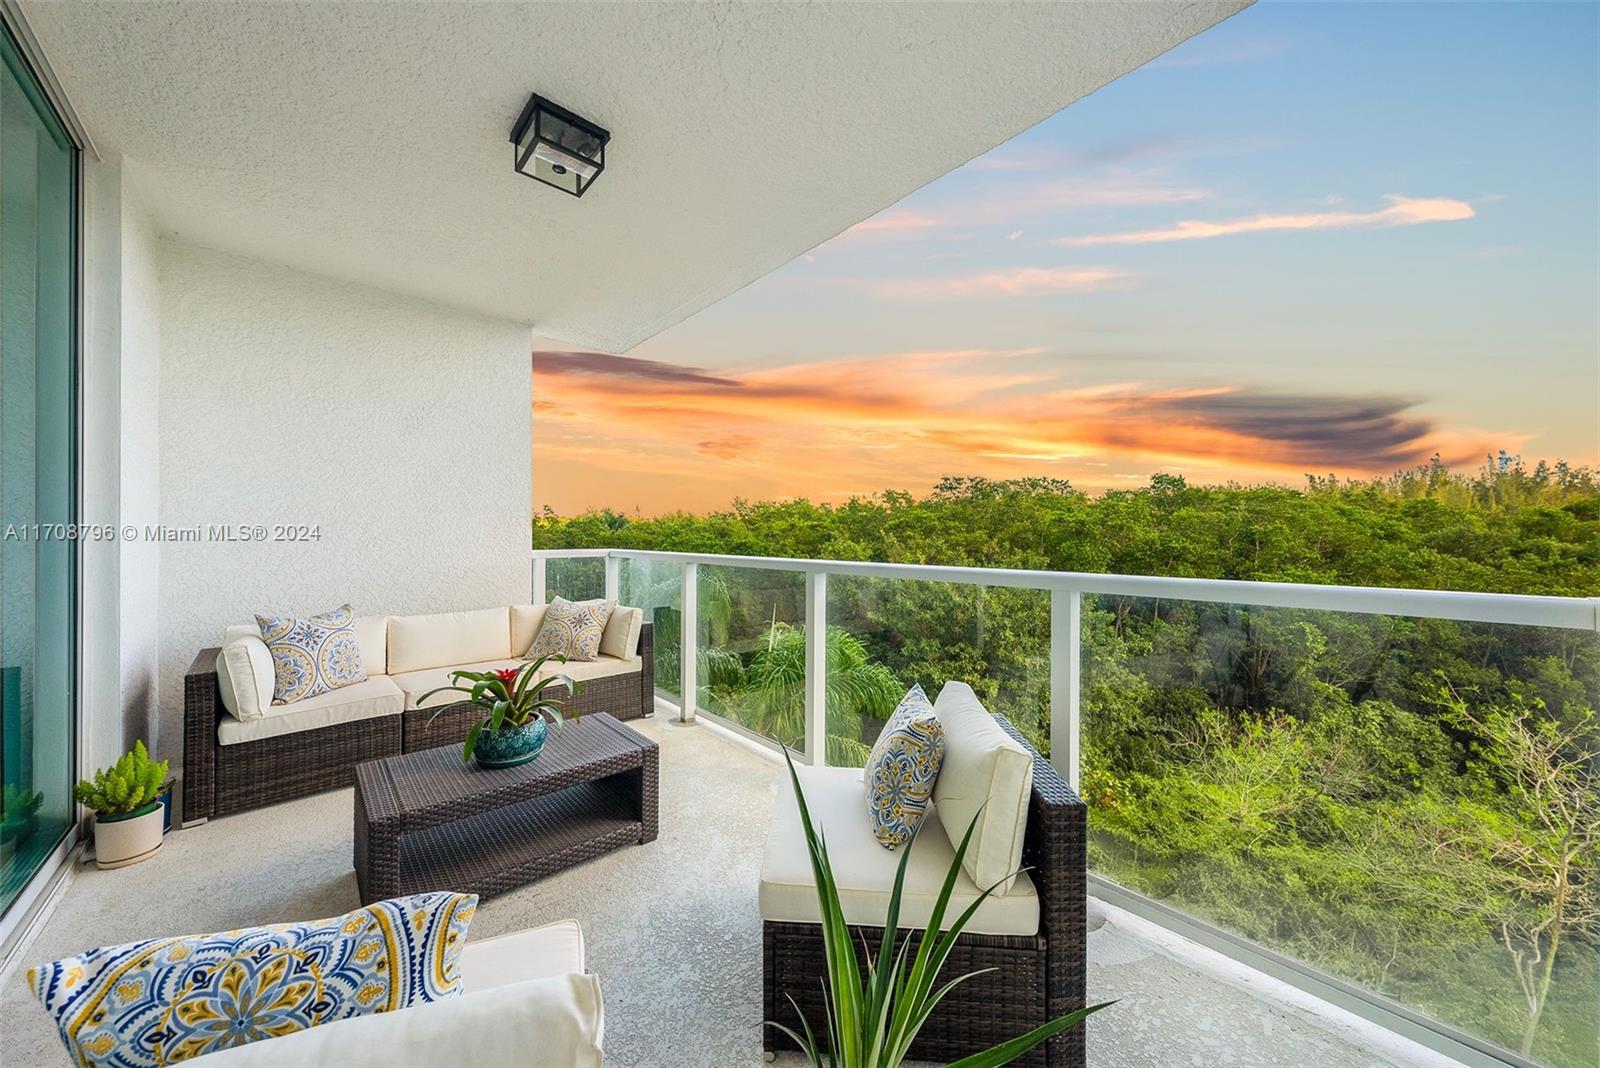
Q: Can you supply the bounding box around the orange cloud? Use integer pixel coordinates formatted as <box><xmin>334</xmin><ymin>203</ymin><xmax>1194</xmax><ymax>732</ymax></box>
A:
<box><xmin>872</xmin><ymin>266</ymin><xmax>1134</xmax><ymax>300</ymax></box>
<box><xmin>1054</xmin><ymin>195</ymin><xmax>1476</xmax><ymax>247</ymax></box>
<box><xmin>531</xmin><ymin>348</ymin><xmax>1528</xmax><ymax>515</ymax></box>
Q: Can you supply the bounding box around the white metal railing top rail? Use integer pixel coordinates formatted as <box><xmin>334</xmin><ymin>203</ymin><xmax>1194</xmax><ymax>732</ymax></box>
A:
<box><xmin>531</xmin><ymin>547</ymin><xmax>1600</xmax><ymax>630</ymax></box>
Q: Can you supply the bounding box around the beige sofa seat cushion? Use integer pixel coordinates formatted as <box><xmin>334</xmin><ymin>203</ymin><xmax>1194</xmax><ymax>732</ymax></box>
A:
<box><xmin>388</xmin><ymin>607</ymin><xmax>511</xmax><ymax>674</ymax></box>
<box><xmin>511</xmin><ymin>603</ymin><xmax>548</xmax><ymax>657</ymax></box>
<box><xmin>541</xmin><ymin>654</ymin><xmax>641</xmax><ymax>685</ymax></box>
<box><xmin>461</xmin><ymin>919</ymin><xmax>586</xmax><ymax>992</ymax></box>
<box><xmin>759</xmin><ymin>765</ymin><xmax>1038</xmax><ymax>937</ymax></box>
<box><xmin>216</xmin><ymin>676</ymin><xmax>404</xmax><ymax>745</ymax></box>
<box><xmin>189</xmin><ymin>973</ymin><xmax>604</xmax><ymax>1068</ymax></box>
<box><xmin>598</xmin><ymin>605</ymin><xmax>643</xmax><ymax>660</ymax></box>
<box><xmin>931</xmin><ymin>682</ymin><xmax>1034</xmax><ymax>896</ymax></box>
<box><xmin>390</xmin><ymin>660</ymin><xmax>526</xmax><ymax>711</ymax></box>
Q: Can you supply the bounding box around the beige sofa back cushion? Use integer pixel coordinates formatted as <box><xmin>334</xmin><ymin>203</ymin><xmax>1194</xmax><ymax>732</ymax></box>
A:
<box><xmin>354</xmin><ymin>615</ymin><xmax>390</xmax><ymax>675</ymax></box>
<box><xmin>511</xmin><ymin>604</ymin><xmax>548</xmax><ymax>657</ymax></box>
<box><xmin>217</xmin><ymin>631</ymin><xmax>274</xmax><ymax>721</ymax></box>
<box><xmin>930</xmin><ymin>681</ymin><xmax>1033</xmax><ymax>896</ymax></box>
<box><xmin>599</xmin><ymin>605</ymin><xmax>643</xmax><ymax>660</ymax></box>
<box><xmin>387</xmin><ymin>607</ymin><xmax>512</xmax><ymax>674</ymax></box>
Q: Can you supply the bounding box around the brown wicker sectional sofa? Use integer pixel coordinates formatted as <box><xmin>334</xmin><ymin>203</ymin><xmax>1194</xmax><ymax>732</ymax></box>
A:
<box><xmin>761</xmin><ymin>693</ymin><xmax>1086</xmax><ymax>1068</ymax></box>
<box><xmin>182</xmin><ymin>605</ymin><xmax>654</xmax><ymax>823</ymax></box>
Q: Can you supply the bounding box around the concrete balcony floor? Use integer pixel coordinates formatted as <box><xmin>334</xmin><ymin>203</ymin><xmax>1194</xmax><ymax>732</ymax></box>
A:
<box><xmin>1</xmin><ymin>718</ymin><xmax>1456</xmax><ymax>1067</ymax></box>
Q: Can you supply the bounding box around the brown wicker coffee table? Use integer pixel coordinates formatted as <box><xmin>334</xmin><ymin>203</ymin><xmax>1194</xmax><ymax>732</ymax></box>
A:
<box><xmin>353</xmin><ymin>712</ymin><xmax>658</xmax><ymax>904</ymax></box>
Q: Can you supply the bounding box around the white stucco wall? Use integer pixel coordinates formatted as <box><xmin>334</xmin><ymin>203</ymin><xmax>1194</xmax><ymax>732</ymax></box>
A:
<box><xmin>79</xmin><ymin>158</ymin><xmax>124</xmax><ymax>775</ymax></box>
<box><xmin>117</xmin><ymin>182</ymin><xmax>162</xmax><ymax>759</ymax></box>
<box><xmin>154</xmin><ymin>241</ymin><xmax>531</xmax><ymax>758</ymax></box>
<box><xmin>79</xmin><ymin>162</ymin><xmax>167</xmax><ymax>774</ymax></box>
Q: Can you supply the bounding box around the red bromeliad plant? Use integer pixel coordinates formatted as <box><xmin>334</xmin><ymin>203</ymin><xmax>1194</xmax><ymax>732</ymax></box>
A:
<box><xmin>415</xmin><ymin>654</ymin><xmax>583</xmax><ymax>762</ymax></box>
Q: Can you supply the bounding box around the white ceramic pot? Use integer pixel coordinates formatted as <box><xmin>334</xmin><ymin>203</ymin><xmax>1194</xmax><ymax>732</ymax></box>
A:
<box><xmin>93</xmin><ymin>803</ymin><xmax>164</xmax><ymax>869</ymax></box>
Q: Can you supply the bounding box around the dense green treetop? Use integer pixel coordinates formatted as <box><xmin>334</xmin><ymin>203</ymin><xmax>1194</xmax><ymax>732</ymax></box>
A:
<box><xmin>535</xmin><ymin>455</ymin><xmax>1600</xmax><ymax>597</ymax></box>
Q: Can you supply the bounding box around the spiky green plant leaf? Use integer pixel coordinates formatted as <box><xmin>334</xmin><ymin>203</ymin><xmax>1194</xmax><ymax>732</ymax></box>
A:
<box><xmin>766</xmin><ymin>746</ymin><xmax>1112</xmax><ymax>1066</ymax></box>
<box><xmin>74</xmin><ymin>740</ymin><xmax>169</xmax><ymax>816</ymax></box>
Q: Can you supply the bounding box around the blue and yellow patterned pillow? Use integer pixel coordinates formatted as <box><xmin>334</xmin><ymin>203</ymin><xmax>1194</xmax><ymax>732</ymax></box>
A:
<box><xmin>526</xmin><ymin>596</ymin><xmax>615</xmax><ymax>663</ymax></box>
<box><xmin>28</xmin><ymin>891</ymin><xmax>476</xmax><ymax>1068</ymax></box>
<box><xmin>864</xmin><ymin>685</ymin><xmax>945</xmax><ymax>849</ymax></box>
<box><xmin>255</xmin><ymin>603</ymin><xmax>366</xmax><ymax>704</ymax></box>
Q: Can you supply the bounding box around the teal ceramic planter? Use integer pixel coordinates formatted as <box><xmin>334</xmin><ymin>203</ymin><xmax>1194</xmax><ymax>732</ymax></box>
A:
<box><xmin>474</xmin><ymin>717</ymin><xmax>548</xmax><ymax>769</ymax></box>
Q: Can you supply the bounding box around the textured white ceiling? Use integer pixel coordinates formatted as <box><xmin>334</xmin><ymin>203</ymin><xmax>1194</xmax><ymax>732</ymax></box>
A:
<box><xmin>24</xmin><ymin>0</ymin><xmax>1246</xmax><ymax>351</ymax></box>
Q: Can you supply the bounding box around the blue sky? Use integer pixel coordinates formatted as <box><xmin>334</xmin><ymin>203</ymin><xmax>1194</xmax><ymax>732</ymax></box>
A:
<box><xmin>536</xmin><ymin>2</ymin><xmax>1599</xmax><ymax>514</ymax></box>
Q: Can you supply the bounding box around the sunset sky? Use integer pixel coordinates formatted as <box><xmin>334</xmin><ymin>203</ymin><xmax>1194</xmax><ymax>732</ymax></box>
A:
<box><xmin>533</xmin><ymin>2</ymin><xmax>1599</xmax><ymax>516</ymax></box>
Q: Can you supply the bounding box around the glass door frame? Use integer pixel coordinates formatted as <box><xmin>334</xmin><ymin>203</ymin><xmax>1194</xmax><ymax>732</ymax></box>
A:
<box><xmin>0</xmin><ymin>8</ymin><xmax>81</xmax><ymax>951</ymax></box>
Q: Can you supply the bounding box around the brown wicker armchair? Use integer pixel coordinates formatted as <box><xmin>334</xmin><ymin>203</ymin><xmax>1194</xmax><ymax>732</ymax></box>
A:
<box><xmin>182</xmin><ymin>624</ymin><xmax>655</xmax><ymax>823</ymax></box>
<box><xmin>762</xmin><ymin>713</ymin><xmax>1088</xmax><ymax>1068</ymax></box>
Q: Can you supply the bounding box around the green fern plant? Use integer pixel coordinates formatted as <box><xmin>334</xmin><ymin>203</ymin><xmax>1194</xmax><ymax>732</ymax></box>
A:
<box><xmin>770</xmin><ymin>746</ymin><xmax>1113</xmax><ymax>1066</ymax></box>
<box><xmin>74</xmin><ymin>741</ymin><xmax>168</xmax><ymax>817</ymax></box>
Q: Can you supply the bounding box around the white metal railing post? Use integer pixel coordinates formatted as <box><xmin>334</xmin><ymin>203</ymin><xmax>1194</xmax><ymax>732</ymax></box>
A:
<box><xmin>532</xmin><ymin>555</ymin><xmax>547</xmax><ymax>605</ymax></box>
<box><xmin>804</xmin><ymin>571</ymin><xmax>828</xmax><ymax>764</ymax></box>
<box><xmin>1050</xmin><ymin>585</ymin><xmax>1082</xmax><ymax>791</ymax></box>
<box><xmin>604</xmin><ymin>554</ymin><xmax>620</xmax><ymax>602</ymax></box>
<box><xmin>680</xmin><ymin>563</ymin><xmax>698</xmax><ymax>723</ymax></box>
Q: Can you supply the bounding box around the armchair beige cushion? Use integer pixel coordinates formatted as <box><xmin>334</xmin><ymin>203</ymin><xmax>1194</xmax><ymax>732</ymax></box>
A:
<box><xmin>759</xmin><ymin>764</ymin><xmax>1038</xmax><ymax>936</ymax></box>
<box><xmin>931</xmin><ymin>682</ymin><xmax>1033</xmax><ymax>896</ymax></box>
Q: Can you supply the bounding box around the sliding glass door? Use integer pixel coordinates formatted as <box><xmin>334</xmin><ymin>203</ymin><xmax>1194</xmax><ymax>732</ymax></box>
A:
<box><xmin>0</xmin><ymin>25</ymin><xmax>76</xmax><ymax>917</ymax></box>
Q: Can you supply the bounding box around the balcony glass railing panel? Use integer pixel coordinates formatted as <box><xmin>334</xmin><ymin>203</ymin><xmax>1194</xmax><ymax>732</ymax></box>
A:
<box><xmin>545</xmin><ymin>557</ymin><xmax>605</xmax><ymax>603</ymax></box>
<box><xmin>1080</xmin><ymin>595</ymin><xmax>1600</xmax><ymax>1068</ymax></box>
<box><xmin>619</xmin><ymin>557</ymin><xmax>683</xmax><ymax>704</ymax></box>
<box><xmin>696</xmin><ymin>565</ymin><xmax>809</xmax><ymax>756</ymax></box>
<box><xmin>537</xmin><ymin>546</ymin><xmax>1599</xmax><ymax>1068</ymax></box>
<box><xmin>826</xmin><ymin>576</ymin><xmax>1051</xmax><ymax>767</ymax></box>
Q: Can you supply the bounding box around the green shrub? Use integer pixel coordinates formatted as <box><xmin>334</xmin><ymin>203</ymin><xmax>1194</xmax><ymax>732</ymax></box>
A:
<box><xmin>74</xmin><ymin>741</ymin><xmax>168</xmax><ymax>816</ymax></box>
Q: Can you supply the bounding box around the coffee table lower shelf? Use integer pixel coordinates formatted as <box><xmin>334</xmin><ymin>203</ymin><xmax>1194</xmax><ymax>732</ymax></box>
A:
<box><xmin>354</xmin><ymin>713</ymin><xmax>659</xmax><ymax>905</ymax></box>
<box><xmin>396</xmin><ymin>783</ymin><xmax>642</xmax><ymax>899</ymax></box>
